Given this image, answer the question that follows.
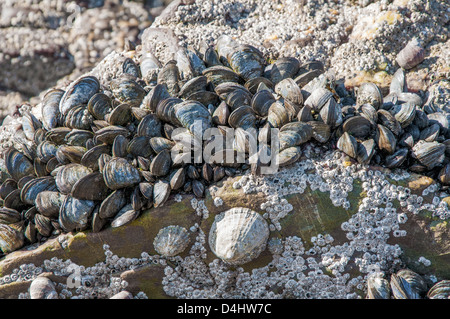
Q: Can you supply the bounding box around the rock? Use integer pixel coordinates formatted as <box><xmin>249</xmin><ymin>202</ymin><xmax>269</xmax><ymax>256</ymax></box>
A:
<box><xmin>0</xmin><ymin>163</ymin><xmax>448</xmax><ymax>298</ymax></box>
<box><xmin>140</xmin><ymin>27</ymin><xmax>181</xmax><ymax>63</ymax></box>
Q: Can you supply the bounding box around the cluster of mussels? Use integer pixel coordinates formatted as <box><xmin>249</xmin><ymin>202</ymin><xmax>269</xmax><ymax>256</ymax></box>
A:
<box><xmin>0</xmin><ymin>34</ymin><xmax>446</xmax><ymax>256</ymax></box>
<box><xmin>367</xmin><ymin>269</ymin><xmax>450</xmax><ymax>299</ymax></box>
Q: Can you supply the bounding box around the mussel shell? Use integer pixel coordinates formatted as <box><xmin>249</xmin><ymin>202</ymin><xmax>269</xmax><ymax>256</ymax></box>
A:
<box><xmin>174</xmin><ymin>100</ymin><xmax>212</xmax><ymax>139</ymax></box>
<box><xmin>87</xmin><ymin>93</ymin><xmax>112</xmax><ymax>120</ymax></box>
<box><xmin>228</xmin><ymin>106</ymin><xmax>257</xmax><ymax>130</ymax></box>
<box><xmin>106</xmin><ymin>103</ymin><xmax>132</xmax><ymax>126</ymax></box>
<box><xmin>267</xmin><ymin>101</ymin><xmax>290</xmax><ymax>128</ymax></box>
<box><xmin>42</xmin><ymin>89</ymin><xmax>64</xmax><ymax>130</ymax></box>
<box><xmin>202</xmin><ymin>66</ymin><xmax>241</xmax><ymax>87</ymax></box>
<box><xmin>390</xmin><ymin>68</ymin><xmax>407</xmax><ymax>94</ymax></box>
<box><xmin>0</xmin><ymin>207</ymin><xmax>22</xmax><ymax>225</ymax></box>
<box><xmin>384</xmin><ymin>148</ymin><xmax>408</xmax><ymax>168</ymax></box>
<box><xmin>127</xmin><ymin>136</ymin><xmax>153</xmax><ymax>158</ymax></box>
<box><xmin>412</xmin><ymin>140</ymin><xmax>445</xmax><ymax>169</ymax></box>
<box><xmin>251</xmin><ymin>90</ymin><xmax>275</xmax><ymax>117</ymax></box>
<box><xmin>35</xmin><ymin>191</ymin><xmax>66</xmax><ymax>219</ymax></box>
<box><xmin>142</xmin><ymin>84</ymin><xmax>171</xmax><ymax>113</ymax></box>
<box><xmin>80</xmin><ymin>144</ymin><xmax>110</xmax><ymax>170</ymax></box>
<box><xmin>178</xmin><ymin>76</ymin><xmax>208</xmax><ymax>99</ymax></box>
<box><xmin>377</xmin><ymin>109</ymin><xmax>402</xmax><ymax>136</ymax></box>
<box><xmin>366</xmin><ymin>276</ymin><xmax>391</xmax><ymax>299</ymax></box>
<box><xmin>59</xmin><ymin>76</ymin><xmax>100</xmax><ymax>116</ymax></box>
<box><xmin>356</xmin><ymin>82</ymin><xmax>383</xmax><ymax>110</ymax></box>
<box><xmin>212</xmin><ymin>101</ymin><xmax>231</xmax><ymax>126</ymax></box>
<box><xmin>337</xmin><ymin>132</ymin><xmax>358</xmax><ymax>158</ymax></box>
<box><xmin>64</xmin><ymin>105</ymin><xmax>94</xmax><ymax>130</ymax></box>
<box><xmin>376</xmin><ymin>124</ymin><xmax>397</xmax><ymax>155</ymax></box>
<box><xmin>390</xmin><ymin>269</ymin><xmax>427</xmax><ymax>299</ymax></box>
<box><xmin>149</xmin><ymin>137</ymin><xmax>175</xmax><ymax>154</ymax></box>
<box><xmin>111</xmin><ymin>76</ymin><xmax>146</xmax><ymax>108</ymax></box>
<box><xmin>0</xmin><ymin>224</ymin><xmax>25</xmax><ymax>254</ymax></box>
<box><xmin>111</xmin><ymin>204</ymin><xmax>139</xmax><ymax>228</ymax></box>
<box><xmin>59</xmin><ymin>196</ymin><xmax>96</xmax><ymax>232</ymax></box>
<box><xmin>157</xmin><ymin>60</ymin><xmax>180</xmax><ymax>95</ymax></box>
<box><xmin>99</xmin><ymin>189</ymin><xmax>127</xmax><ymax>219</ymax></box>
<box><xmin>94</xmin><ymin>125</ymin><xmax>130</xmax><ymax>144</ymax></box>
<box><xmin>56</xmin><ymin>163</ymin><xmax>92</xmax><ymax>194</ymax></box>
<box><xmin>228</xmin><ymin>44</ymin><xmax>265</xmax><ymax>81</ymax></box>
<box><xmin>356</xmin><ymin>139</ymin><xmax>375</xmax><ymax>164</ymax></box>
<box><xmin>103</xmin><ymin>158</ymin><xmax>141</xmax><ymax>190</ymax></box>
<box><xmin>153</xmin><ymin>180</ymin><xmax>171</xmax><ymax>208</ymax></box>
<box><xmin>245</xmin><ymin>77</ymin><xmax>274</xmax><ymax>94</ymax></box>
<box><xmin>270</xmin><ymin>57</ymin><xmax>300</xmax><ymax>84</ymax></box>
<box><xmin>427</xmin><ymin>280</ymin><xmax>450</xmax><ymax>299</ymax></box>
<box><xmin>5</xmin><ymin>148</ymin><xmax>35</xmax><ymax>182</ymax></box>
<box><xmin>0</xmin><ymin>179</ymin><xmax>18</xmax><ymax>201</ymax></box>
<box><xmin>65</xmin><ymin>129</ymin><xmax>94</xmax><ymax>147</ymax></box>
<box><xmin>34</xmin><ymin>214</ymin><xmax>53</xmax><ymax>237</ymax></box>
<box><xmin>308</xmin><ymin>121</ymin><xmax>331</xmax><ymax>143</ymax></box>
<box><xmin>391</xmin><ymin>102</ymin><xmax>416</xmax><ymax>128</ymax></box>
<box><xmin>20</xmin><ymin>176</ymin><xmax>57</xmax><ymax>205</ymax></box>
<box><xmin>150</xmin><ymin>149</ymin><xmax>172</xmax><ymax>177</ymax></box>
<box><xmin>71</xmin><ymin>172</ymin><xmax>110</xmax><ymax>201</ymax></box>
<box><xmin>342</xmin><ymin>116</ymin><xmax>371</xmax><ymax>139</ymax></box>
<box><xmin>275</xmin><ymin>146</ymin><xmax>302</xmax><ymax>167</ymax></box>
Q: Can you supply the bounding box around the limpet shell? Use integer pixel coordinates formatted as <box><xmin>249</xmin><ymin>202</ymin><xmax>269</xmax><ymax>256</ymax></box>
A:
<box><xmin>208</xmin><ymin>207</ymin><xmax>269</xmax><ymax>265</ymax></box>
<box><xmin>153</xmin><ymin>225</ymin><xmax>190</xmax><ymax>257</ymax></box>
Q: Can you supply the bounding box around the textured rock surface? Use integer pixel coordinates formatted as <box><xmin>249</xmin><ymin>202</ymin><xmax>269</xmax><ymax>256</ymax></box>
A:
<box><xmin>0</xmin><ymin>0</ymin><xmax>165</xmax><ymax>121</ymax></box>
<box><xmin>145</xmin><ymin>0</ymin><xmax>449</xmax><ymax>93</ymax></box>
<box><xmin>0</xmin><ymin>160</ymin><xmax>448</xmax><ymax>298</ymax></box>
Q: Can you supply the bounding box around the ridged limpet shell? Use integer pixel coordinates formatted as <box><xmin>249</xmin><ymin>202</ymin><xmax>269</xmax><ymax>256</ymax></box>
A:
<box><xmin>208</xmin><ymin>207</ymin><xmax>269</xmax><ymax>265</ymax></box>
<box><xmin>153</xmin><ymin>225</ymin><xmax>190</xmax><ymax>257</ymax></box>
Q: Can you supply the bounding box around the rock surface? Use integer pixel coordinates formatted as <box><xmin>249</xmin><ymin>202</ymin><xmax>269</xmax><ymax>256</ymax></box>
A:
<box><xmin>0</xmin><ymin>158</ymin><xmax>448</xmax><ymax>298</ymax></box>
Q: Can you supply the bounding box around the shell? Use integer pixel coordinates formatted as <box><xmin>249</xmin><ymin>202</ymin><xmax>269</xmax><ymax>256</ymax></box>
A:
<box><xmin>59</xmin><ymin>76</ymin><xmax>100</xmax><ymax>116</ymax></box>
<box><xmin>390</xmin><ymin>269</ymin><xmax>427</xmax><ymax>299</ymax></box>
<box><xmin>376</xmin><ymin>124</ymin><xmax>397</xmax><ymax>155</ymax></box>
<box><xmin>153</xmin><ymin>180</ymin><xmax>171</xmax><ymax>208</ymax></box>
<box><xmin>56</xmin><ymin>163</ymin><xmax>92</xmax><ymax>194</ymax></box>
<box><xmin>366</xmin><ymin>275</ymin><xmax>391</xmax><ymax>299</ymax></box>
<box><xmin>412</xmin><ymin>140</ymin><xmax>445</xmax><ymax>170</ymax></box>
<box><xmin>209</xmin><ymin>207</ymin><xmax>269</xmax><ymax>265</ymax></box>
<box><xmin>153</xmin><ymin>225</ymin><xmax>191</xmax><ymax>257</ymax></box>
<box><xmin>396</xmin><ymin>38</ymin><xmax>425</xmax><ymax>70</ymax></box>
<box><xmin>103</xmin><ymin>158</ymin><xmax>141</xmax><ymax>190</ymax></box>
<box><xmin>276</xmin><ymin>146</ymin><xmax>302</xmax><ymax>167</ymax></box>
<box><xmin>29</xmin><ymin>277</ymin><xmax>58</xmax><ymax>299</ymax></box>
<box><xmin>270</xmin><ymin>57</ymin><xmax>300</xmax><ymax>84</ymax></box>
<box><xmin>228</xmin><ymin>44</ymin><xmax>265</xmax><ymax>81</ymax></box>
<box><xmin>5</xmin><ymin>148</ymin><xmax>35</xmax><ymax>182</ymax></box>
<box><xmin>41</xmin><ymin>89</ymin><xmax>64</xmax><ymax>130</ymax></box>
<box><xmin>111</xmin><ymin>204</ymin><xmax>139</xmax><ymax>228</ymax></box>
<box><xmin>59</xmin><ymin>195</ymin><xmax>96</xmax><ymax>232</ymax></box>
<box><xmin>111</xmin><ymin>75</ymin><xmax>146</xmax><ymax>108</ymax></box>
<box><xmin>35</xmin><ymin>191</ymin><xmax>66</xmax><ymax>219</ymax></box>
<box><xmin>337</xmin><ymin>132</ymin><xmax>358</xmax><ymax>158</ymax></box>
<box><xmin>0</xmin><ymin>224</ymin><xmax>25</xmax><ymax>254</ymax></box>
<box><xmin>356</xmin><ymin>83</ymin><xmax>383</xmax><ymax>110</ymax></box>
<box><xmin>427</xmin><ymin>280</ymin><xmax>450</xmax><ymax>299</ymax></box>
